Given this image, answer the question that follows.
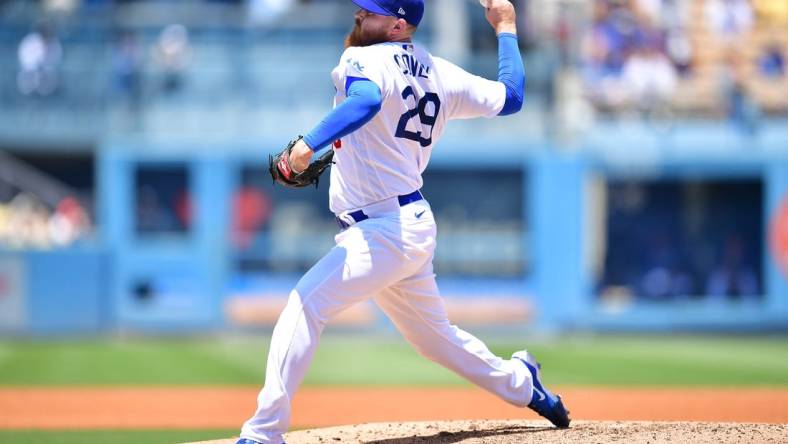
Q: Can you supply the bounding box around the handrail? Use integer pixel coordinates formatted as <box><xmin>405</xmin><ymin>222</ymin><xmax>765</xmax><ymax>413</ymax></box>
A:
<box><xmin>0</xmin><ymin>149</ymin><xmax>88</xmax><ymax>210</ymax></box>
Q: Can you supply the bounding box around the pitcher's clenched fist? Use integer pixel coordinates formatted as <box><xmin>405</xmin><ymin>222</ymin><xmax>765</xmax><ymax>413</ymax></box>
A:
<box><xmin>482</xmin><ymin>0</ymin><xmax>517</xmax><ymax>35</ymax></box>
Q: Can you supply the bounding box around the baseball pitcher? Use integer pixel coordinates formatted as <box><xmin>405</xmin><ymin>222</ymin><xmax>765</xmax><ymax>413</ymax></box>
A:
<box><xmin>239</xmin><ymin>1</ymin><xmax>570</xmax><ymax>443</ymax></box>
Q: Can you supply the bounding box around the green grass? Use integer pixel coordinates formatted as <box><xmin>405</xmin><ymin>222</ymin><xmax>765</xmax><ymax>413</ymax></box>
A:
<box><xmin>0</xmin><ymin>336</ymin><xmax>786</xmax><ymax>443</ymax></box>
<box><xmin>0</xmin><ymin>429</ymin><xmax>236</xmax><ymax>444</ymax></box>
<box><xmin>0</xmin><ymin>334</ymin><xmax>787</xmax><ymax>386</ymax></box>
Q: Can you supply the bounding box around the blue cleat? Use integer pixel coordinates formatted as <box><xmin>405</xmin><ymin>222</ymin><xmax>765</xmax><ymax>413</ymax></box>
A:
<box><xmin>512</xmin><ymin>350</ymin><xmax>571</xmax><ymax>428</ymax></box>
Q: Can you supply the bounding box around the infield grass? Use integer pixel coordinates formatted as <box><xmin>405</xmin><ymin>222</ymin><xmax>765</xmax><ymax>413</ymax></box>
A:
<box><xmin>1</xmin><ymin>334</ymin><xmax>787</xmax><ymax>386</ymax></box>
<box><xmin>0</xmin><ymin>429</ymin><xmax>236</xmax><ymax>444</ymax></box>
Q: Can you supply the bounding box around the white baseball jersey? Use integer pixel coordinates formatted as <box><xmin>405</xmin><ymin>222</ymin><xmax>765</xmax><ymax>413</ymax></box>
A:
<box><xmin>240</xmin><ymin>40</ymin><xmax>535</xmax><ymax>444</ymax></box>
<box><xmin>329</xmin><ymin>42</ymin><xmax>507</xmax><ymax>213</ymax></box>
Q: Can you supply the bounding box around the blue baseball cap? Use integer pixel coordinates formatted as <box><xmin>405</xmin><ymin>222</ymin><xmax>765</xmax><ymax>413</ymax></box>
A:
<box><xmin>351</xmin><ymin>0</ymin><xmax>425</xmax><ymax>27</ymax></box>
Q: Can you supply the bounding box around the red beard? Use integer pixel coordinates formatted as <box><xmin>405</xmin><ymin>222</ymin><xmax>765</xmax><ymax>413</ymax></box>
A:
<box><xmin>344</xmin><ymin>21</ymin><xmax>389</xmax><ymax>48</ymax></box>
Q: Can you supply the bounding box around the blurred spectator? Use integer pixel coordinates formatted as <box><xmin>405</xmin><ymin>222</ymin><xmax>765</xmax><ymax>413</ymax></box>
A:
<box><xmin>580</xmin><ymin>1</ymin><xmax>632</xmax><ymax>109</ymax></box>
<box><xmin>638</xmin><ymin>229</ymin><xmax>694</xmax><ymax>300</ymax></box>
<box><xmin>135</xmin><ymin>166</ymin><xmax>190</xmax><ymax>234</ymax></box>
<box><xmin>174</xmin><ymin>188</ymin><xmax>192</xmax><ymax>230</ymax></box>
<box><xmin>153</xmin><ymin>24</ymin><xmax>192</xmax><ymax>95</ymax></box>
<box><xmin>547</xmin><ymin>0</ymin><xmax>572</xmax><ymax>66</ymax></box>
<box><xmin>665</xmin><ymin>27</ymin><xmax>693</xmax><ymax>76</ymax></box>
<box><xmin>705</xmin><ymin>235</ymin><xmax>759</xmax><ymax>299</ymax></box>
<box><xmin>112</xmin><ymin>30</ymin><xmax>143</xmax><ymax>126</ymax></box>
<box><xmin>580</xmin><ymin>0</ymin><xmax>686</xmax><ymax>111</ymax></box>
<box><xmin>632</xmin><ymin>0</ymin><xmax>693</xmax><ymax>75</ymax></box>
<box><xmin>705</xmin><ymin>0</ymin><xmax>753</xmax><ymax>42</ymax></box>
<box><xmin>720</xmin><ymin>50</ymin><xmax>761</xmax><ymax>134</ymax></box>
<box><xmin>232</xmin><ymin>186</ymin><xmax>272</xmax><ymax>249</ymax></box>
<box><xmin>758</xmin><ymin>42</ymin><xmax>785</xmax><ymax>78</ymax></box>
<box><xmin>0</xmin><ymin>193</ymin><xmax>50</xmax><ymax>249</ymax></box>
<box><xmin>594</xmin><ymin>0</ymin><xmax>640</xmax><ymax>75</ymax></box>
<box><xmin>621</xmin><ymin>22</ymin><xmax>677</xmax><ymax>112</ymax></box>
<box><xmin>49</xmin><ymin>196</ymin><xmax>91</xmax><ymax>246</ymax></box>
<box><xmin>0</xmin><ymin>192</ymin><xmax>92</xmax><ymax>250</ymax></box>
<box><xmin>136</xmin><ymin>185</ymin><xmax>180</xmax><ymax>233</ymax></box>
<box><xmin>17</xmin><ymin>22</ymin><xmax>63</xmax><ymax>97</ymax></box>
<box><xmin>640</xmin><ymin>266</ymin><xmax>695</xmax><ymax>300</ymax></box>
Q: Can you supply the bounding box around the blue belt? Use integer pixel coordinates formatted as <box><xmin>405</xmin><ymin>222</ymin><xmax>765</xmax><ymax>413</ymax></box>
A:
<box><xmin>336</xmin><ymin>190</ymin><xmax>423</xmax><ymax>230</ymax></box>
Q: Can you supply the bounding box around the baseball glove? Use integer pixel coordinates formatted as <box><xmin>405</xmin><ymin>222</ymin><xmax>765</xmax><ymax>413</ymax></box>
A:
<box><xmin>269</xmin><ymin>136</ymin><xmax>334</xmax><ymax>188</ymax></box>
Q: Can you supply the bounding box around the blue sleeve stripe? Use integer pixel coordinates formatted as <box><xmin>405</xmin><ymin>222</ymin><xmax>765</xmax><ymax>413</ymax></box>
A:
<box><xmin>497</xmin><ymin>33</ymin><xmax>525</xmax><ymax>116</ymax></box>
<box><xmin>345</xmin><ymin>76</ymin><xmax>370</xmax><ymax>95</ymax></box>
<box><xmin>303</xmin><ymin>79</ymin><xmax>382</xmax><ymax>150</ymax></box>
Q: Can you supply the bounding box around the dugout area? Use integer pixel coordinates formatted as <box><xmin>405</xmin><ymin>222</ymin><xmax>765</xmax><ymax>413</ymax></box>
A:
<box><xmin>1</xmin><ymin>124</ymin><xmax>788</xmax><ymax>336</ymax></box>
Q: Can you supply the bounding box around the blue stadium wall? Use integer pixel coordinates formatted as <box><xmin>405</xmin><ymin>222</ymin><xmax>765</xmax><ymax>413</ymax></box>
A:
<box><xmin>1</xmin><ymin>122</ymin><xmax>787</xmax><ymax>335</ymax></box>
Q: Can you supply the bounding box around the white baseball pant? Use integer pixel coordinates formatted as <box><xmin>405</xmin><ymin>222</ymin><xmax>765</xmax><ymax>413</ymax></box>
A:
<box><xmin>239</xmin><ymin>195</ymin><xmax>533</xmax><ymax>444</ymax></box>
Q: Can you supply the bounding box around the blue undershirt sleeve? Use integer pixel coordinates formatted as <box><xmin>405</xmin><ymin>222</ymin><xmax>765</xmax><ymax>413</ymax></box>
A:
<box><xmin>303</xmin><ymin>78</ymin><xmax>383</xmax><ymax>151</ymax></box>
<box><xmin>496</xmin><ymin>33</ymin><xmax>525</xmax><ymax>116</ymax></box>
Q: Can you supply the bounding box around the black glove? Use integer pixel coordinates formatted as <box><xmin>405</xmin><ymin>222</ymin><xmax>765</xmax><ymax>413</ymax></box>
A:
<box><xmin>269</xmin><ymin>136</ymin><xmax>334</xmax><ymax>188</ymax></box>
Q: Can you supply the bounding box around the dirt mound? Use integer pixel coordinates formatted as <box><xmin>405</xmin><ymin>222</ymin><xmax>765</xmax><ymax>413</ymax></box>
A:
<box><xmin>186</xmin><ymin>420</ymin><xmax>787</xmax><ymax>444</ymax></box>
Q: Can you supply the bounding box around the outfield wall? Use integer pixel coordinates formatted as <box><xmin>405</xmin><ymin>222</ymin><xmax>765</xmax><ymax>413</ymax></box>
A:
<box><xmin>1</xmin><ymin>122</ymin><xmax>786</xmax><ymax>335</ymax></box>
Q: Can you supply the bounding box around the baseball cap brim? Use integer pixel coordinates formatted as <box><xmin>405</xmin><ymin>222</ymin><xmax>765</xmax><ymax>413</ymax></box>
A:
<box><xmin>350</xmin><ymin>0</ymin><xmax>396</xmax><ymax>17</ymax></box>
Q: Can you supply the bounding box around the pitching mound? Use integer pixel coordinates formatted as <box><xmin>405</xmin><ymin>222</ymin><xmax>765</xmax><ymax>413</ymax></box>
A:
<box><xmin>185</xmin><ymin>420</ymin><xmax>787</xmax><ymax>443</ymax></box>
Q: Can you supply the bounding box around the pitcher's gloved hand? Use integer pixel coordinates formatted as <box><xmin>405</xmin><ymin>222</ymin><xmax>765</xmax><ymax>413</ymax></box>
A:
<box><xmin>269</xmin><ymin>136</ymin><xmax>334</xmax><ymax>188</ymax></box>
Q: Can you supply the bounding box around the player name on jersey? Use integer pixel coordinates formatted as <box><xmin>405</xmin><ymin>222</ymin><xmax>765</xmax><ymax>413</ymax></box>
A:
<box><xmin>393</xmin><ymin>52</ymin><xmax>431</xmax><ymax>79</ymax></box>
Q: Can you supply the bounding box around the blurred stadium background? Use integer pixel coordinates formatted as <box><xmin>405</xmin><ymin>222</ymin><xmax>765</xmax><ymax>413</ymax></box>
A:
<box><xmin>0</xmin><ymin>0</ymin><xmax>787</xmax><ymax>442</ymax></box>
<box><xmin>0</xmin><ymin>0</ymin><xmax>786</xmax><ymax>334</ymax></box>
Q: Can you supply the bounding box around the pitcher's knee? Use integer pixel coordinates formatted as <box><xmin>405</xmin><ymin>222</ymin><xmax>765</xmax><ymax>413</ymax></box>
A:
<box><xmin>281</xmin><ymin>290</ymin><xmax>327</xmax><ymax>329</ymax></box>
<box><xmin>293</xmin><ymin>287</ymin><xmax>350</xmax><ymax>329</ymax></box>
